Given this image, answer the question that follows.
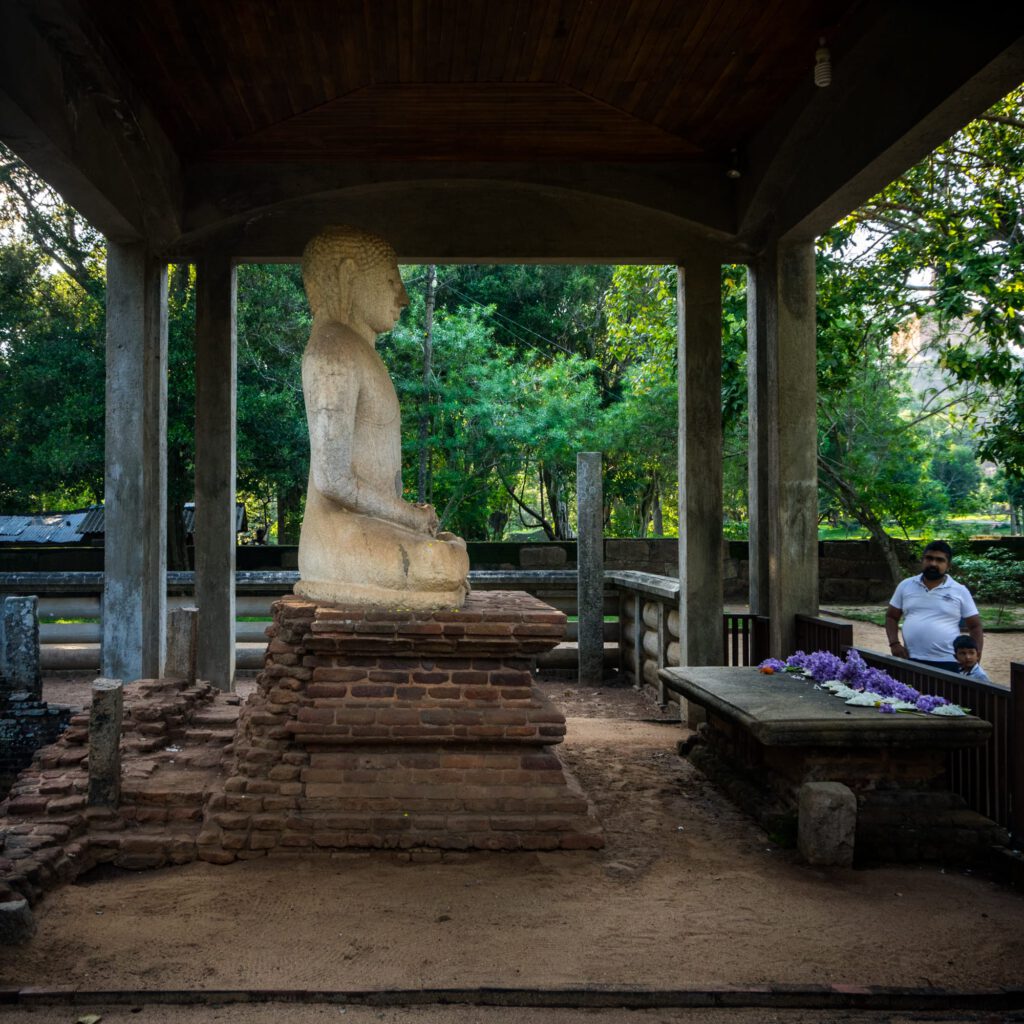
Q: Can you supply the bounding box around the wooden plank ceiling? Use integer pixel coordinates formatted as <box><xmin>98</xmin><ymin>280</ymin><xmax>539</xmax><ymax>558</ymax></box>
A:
<box><xmin>87</xmin><ymin>0</ymin><xmax>862</xmax><ymax>163</ymax></box>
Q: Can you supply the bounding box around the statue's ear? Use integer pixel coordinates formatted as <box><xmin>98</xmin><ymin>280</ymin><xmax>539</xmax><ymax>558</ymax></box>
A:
<box><xmin>337</xmin><ymin>257</ymin><xmax>358</xmax><ymax>319</ymax></box>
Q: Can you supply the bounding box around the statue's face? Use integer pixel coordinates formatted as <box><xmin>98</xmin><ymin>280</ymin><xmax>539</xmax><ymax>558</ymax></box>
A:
<box><xmin>350</xmin><ymin>258</ymin><xmax>410</xmax><ymax>334</ymax></box>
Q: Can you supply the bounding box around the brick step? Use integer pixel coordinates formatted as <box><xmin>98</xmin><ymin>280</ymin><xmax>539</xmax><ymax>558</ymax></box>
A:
<box><xmin>183</xmin><ymin>727</ymin><xmax>234</xmax><ymax>745</ymax></box>
<box><xmin>120</xmin><ymin>782</ymin><xmax>212</xmax><ymax>807</ymax></box>
<box><xmin>192</xmin><ymin>706</ymin><xmax>241</xmax><ymax>728</ymax></box>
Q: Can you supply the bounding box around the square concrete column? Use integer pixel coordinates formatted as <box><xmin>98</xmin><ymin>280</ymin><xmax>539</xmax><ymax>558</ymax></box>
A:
<box><xmin>194</xmin><ymin>255</ymin><xmax>237</xmax><ymax>691</ymax></box>
<box><xmin>677</xmin><ymin>260</ymin><xmax>724</xmax><ymax>666</ymax></box>
<box><xmin>103</xmin><ymin>243</ymin><xmax>167</xmax><ymax>682</ymax></box>
<box><xmin>746</xmin><ymin>240</ymin><xmax>819</xmax><ymax>656</ymax></box>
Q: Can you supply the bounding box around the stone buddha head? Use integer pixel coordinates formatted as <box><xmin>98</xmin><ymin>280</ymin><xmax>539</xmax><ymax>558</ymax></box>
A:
<box><xmin>302</xmin><ymin>225</ymin><xmax>410</xmax><ymax>337</ymax></box>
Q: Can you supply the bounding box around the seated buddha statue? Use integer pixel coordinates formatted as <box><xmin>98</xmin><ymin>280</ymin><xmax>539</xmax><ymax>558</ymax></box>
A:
<box><xmin>294</xmin><ymin>225</ymin><xmax>469</xmax><ymax>609</ymax></box>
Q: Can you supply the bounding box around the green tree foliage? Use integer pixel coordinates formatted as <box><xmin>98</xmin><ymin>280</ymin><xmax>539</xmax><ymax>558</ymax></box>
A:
<box><xmin>0</xmin><ymin>242</ymin><xmax>105</xmax><ymax>510</ymax></box>
<box><xmin>848</xmin><ymin>86</ymin><xmax>1024</xmax><ymax>481</ymax></box>
<box><xmin>384</xmin><ymin>273</ymin><xmax>602</xmax><ymax>539</ymax></box>
<box><xmin>930</xmin><ymin>441</ymin><xmax>983</xmax><ymax>515</ymax></box>
<box><xmin>235</xmin><ymin>264</ymin><xmax>311</xmax><ymax>542</ymax></box>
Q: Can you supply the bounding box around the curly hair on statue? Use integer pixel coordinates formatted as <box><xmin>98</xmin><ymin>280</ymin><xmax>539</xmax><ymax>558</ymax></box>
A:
<box><xmin>301</xmin><ymin>225</ymin><xmax>396</xmax><ymax>315</ymax></box>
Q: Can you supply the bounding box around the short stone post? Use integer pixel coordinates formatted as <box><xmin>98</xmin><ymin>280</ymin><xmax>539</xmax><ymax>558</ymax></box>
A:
<box><xmin>3</xmin><ymin>596</ymin><xmax>41</xmax><ymax>700</ymax></box>
<box><xmin>577</xmin><ymin>452</ymin><xmax>604</xmax><ymax>685</ymax></box>
<box><xmin>797</xmin><ymin>781</ymin><xmax>857</xmax><ymax>867</ymax></box>
<box><xmin>88</xmin><ymin>678</ymin><xmax>124</xmax><ymax>807</ymax></box>
<box><xmin>166</xmin><ymin>606</ymin><xmax>199</xmax><ymax>684</ymax></box>
<box><xmin>0</xmin><ymin>898</ymin><xmax>36</xmax><ymax>945</ymax></box>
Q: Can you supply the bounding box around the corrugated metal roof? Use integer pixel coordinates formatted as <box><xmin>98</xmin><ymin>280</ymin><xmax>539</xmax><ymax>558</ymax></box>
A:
<box><xmin>182</xmin><ymin>503</ymin><xmax>247</xmax><ymax>534</ymax></box>
<box><xmin>77</xmin><ymin>506</ymin><xmax>106</xmax><ymax>535</ymax></box>
<box><xmin>0</xmin><ymin>503</ymin><xmax>247</xmax><ymax>543</ymax></box>
<box><xmin>0</xmin><ymin>510</ymin><xmax>92</xmax><ymax>544</ymax></box>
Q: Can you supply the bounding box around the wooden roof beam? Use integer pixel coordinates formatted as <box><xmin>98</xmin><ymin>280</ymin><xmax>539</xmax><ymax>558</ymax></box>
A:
<box><xmin>172</xmin><ymin>160</ymin><xmax>743</xmax><ymax>263</ymax></box>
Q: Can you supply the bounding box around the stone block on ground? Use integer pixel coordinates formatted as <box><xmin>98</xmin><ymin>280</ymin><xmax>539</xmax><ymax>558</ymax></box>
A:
<box><xmin>0</xmin><ymin>897</ymin><xmax>36</xmax><ymax>944</ymax></box>
<box><xmin>3</xmin><ymin>595</ymin><xmax>41</xmax><ymax>699</ymax></box>
<box><xmin>798</xmin><ymin>781</ymin><xmax>856</xmax><ymax>867</ymax></box>
<box><xmin>88</xmin><ymin>679</ymin><xmax>124</xmax><ymax>807</ymax></box>
<box><xmin>165</xmin><ymin>607</ymin><xmax>199</xmax><ymax>683</ymax></box>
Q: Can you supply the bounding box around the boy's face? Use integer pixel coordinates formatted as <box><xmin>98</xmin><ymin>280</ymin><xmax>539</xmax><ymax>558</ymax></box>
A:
<box><xmin>955</xmin><ymin>647</ymin><xmax>979</xmax><ymax>670</ymax></box>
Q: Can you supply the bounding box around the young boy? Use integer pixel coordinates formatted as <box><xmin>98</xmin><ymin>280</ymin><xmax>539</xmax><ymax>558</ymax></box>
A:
<box><xmin>953</xmin><ymin>634</ymin><xmax>990</xmax><ymax>682</ymax></box>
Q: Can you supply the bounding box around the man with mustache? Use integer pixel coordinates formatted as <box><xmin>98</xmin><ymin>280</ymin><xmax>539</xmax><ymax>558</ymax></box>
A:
<box><xmin>885</xmin><ymin>540</ymin><xmax>983</xmax><ymax>673</ymax></box>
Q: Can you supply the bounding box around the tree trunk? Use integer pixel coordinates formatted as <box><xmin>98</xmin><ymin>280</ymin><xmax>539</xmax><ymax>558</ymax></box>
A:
<box><xmin>541</xmin><ymin>464</ymin><xmax>572</xmax><ymax>540</ymax></box>
<box><xmin>818</xmin><ymin>456</ymin><xmax>904</xmax><ymax>585</ymax></box>
<box><xmin>652</xmin><ymin>479</ymin><xmax>664</xmax><ymax>536</ymax></box>
<box><xmin>277</xmin><ymin>485</ymin><xmax>303</xmax><ymax>545</ymax></box>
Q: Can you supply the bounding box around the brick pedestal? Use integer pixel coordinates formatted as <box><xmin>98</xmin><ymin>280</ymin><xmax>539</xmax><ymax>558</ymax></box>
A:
<box><xmin>197</xmin><ymin>592</ymin><xmax>603</xmax><ymax>859</ymax></box>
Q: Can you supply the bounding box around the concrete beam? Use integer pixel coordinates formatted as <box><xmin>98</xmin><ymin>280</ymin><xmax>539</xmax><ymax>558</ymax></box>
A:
<box><xmin>739</xmin><ymin>7</ymin><xmax>1024</xmax><ymax>246</ymax></box>
<box><xmin>194</xmin><ymin>255</ymin><xmax>237</xmax><ymax>691</ymax></box>
<box><xmin>103</xmin><ymin>243</ymin><xmax>167</xmax><ymax>681</ymax></box>
<box><xmin>168</xmin><ymin>175</ymin><xmax>746</xmax><ymax>265</ymax></box>
<box><xmin>746</xmin><ymin>241</ymin><xmax>819</xmax><ymax>656</ymax></box>
<box><xmin>677</xmin><ymin>259</ymin><xmax>724</xmax><ymax>667</ymax></box>
<box><xmin>0</xmin><ymin>0</ymin><xmax>182</xmax><ymax>245</ymax></box>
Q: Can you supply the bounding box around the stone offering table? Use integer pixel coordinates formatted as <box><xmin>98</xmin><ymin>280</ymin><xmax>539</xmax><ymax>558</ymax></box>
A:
<box><xmin>197</xmin><ymin>591</ymin><xmax>603</xmax><ymax>859</ymax></box>
<box><xmin>659</xmin><ymin>666</ymin><xmax>1005</xmax><ymax>863</ymax></box>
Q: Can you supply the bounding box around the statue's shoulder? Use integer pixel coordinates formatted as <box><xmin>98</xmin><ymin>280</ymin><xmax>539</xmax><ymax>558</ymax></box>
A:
<box><xmin>305</xmin><ymin>321</ymin><xmax>373</xmax><ymax>363</ymax></box>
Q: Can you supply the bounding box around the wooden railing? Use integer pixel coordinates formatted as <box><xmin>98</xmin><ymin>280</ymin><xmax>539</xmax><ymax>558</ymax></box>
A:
<box><xmin>855</xmin><ymin>649</ymin><xmax>1021</xmax><ymax>839</ymax></box>
<box><xmin>795</xmin><ymin>614</ymin><xmax>853</xmax><ymax>656</ymax></box>
<box><xmin>723</xmin><ymin>612</ymin><xmax>771</xmax><ymax>666</ymax></box>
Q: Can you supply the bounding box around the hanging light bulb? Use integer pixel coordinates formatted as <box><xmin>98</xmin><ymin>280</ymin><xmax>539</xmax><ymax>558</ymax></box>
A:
<box><xmin>814</xmin><ymin>37</ymin><xmax>832</xmax><ymax>88</ymax></box>
<box><xmin>725</xmin><ymin>148</ymin><xmax>742</xmax><ymax>180</ymax></box>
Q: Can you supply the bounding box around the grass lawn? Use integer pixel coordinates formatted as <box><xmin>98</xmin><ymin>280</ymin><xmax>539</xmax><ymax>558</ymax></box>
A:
<box><xmin>827</xmin><ymin>604</ymin><xmax>1024</xmax><ymax>631</ymax></box>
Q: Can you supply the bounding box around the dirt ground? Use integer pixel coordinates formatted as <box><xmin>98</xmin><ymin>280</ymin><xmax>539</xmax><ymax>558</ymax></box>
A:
<box><xmin>5</xmin><ymin>617</ymin><xmax>1022</xmax><ymax>1024</ymax></box>
<box><xmin>4</xmin><ymin>679</ymin><xmax>1024</xmax><ymax>1002</ymax></box>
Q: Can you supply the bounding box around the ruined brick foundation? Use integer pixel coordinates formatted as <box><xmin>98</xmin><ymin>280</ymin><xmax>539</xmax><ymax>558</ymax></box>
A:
<box><xmin>196</xmin><ymin>591</ymin><xmax>603</xmax><ymax>859</ymax></box>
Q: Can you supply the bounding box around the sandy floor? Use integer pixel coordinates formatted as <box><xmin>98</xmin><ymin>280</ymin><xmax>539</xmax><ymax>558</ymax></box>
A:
<box><xmin>9</xmin><ymin>616</ymin><xmax>1023</xmax><ymax>1024</ymax></box>
<box><xmin>3</xmin><ymin>682</ymin><xmax>1023</xmax><ymax>1006</ymax></box>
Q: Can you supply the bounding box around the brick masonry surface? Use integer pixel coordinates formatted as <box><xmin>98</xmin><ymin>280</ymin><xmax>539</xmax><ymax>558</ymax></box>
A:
<box><xmin>0</xmin><ymin>593</ymin><xmax>604</xmax><ymax>914</ymax></box>
<box><xmin>196</xmin><ymin>592</ymin><xmax>603</xmax><ymax>859</ymax></box>
<box><xmin>0</xmin><ymin>677</ymin><xmax>231</xmax><ymax>907</ymax></box>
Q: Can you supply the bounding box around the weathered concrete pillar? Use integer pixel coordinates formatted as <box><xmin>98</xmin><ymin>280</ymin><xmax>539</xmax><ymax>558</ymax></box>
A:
<box><xmin>746</xmin><ymin>240</ymin><xmax>819</xmax><ymax>656</ymax></box>
<box><xmin>88</xmin><ymin>678</ymin><xmax>123</xmax><ymax>807</ymax></box>
<box><xmin>165</xmin><ymin>606</ymin><xmax>198</xmax><ymax>684</ymax></box>
<box><xmin>677</xmin><ymin>260</ymin><xmax>724</xmax><ymax>667</ymax></box>
<box><xmin>194</xmin><ymin>255</ymin><xmax>237</xmax><ymax>691</ymax></box>
<box><xmin>576</xmin><ymin>452</ymin><xmax>604</xmax><ymax>684</ymax></box>
<box><xmin>3</xmin><ymin>596</ymin><xmax>41</xmax><ymax>699</ymax></box>
<box><xmin>103</xmin><ymin>244</ymin><xmax>168</xmax><ymax>682</ymax></box>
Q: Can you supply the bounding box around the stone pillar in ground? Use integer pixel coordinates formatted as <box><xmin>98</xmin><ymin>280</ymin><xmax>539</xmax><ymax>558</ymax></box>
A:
<box><xmin>798</xmin><ymin>781</ymin><xmax>856</xmax><ymax>867</ymax></box>
<box><xmin>746</xmin><ymin>240</ymin><xmax>819</xmax><ymax>656</ymax></box>
<box><xmin>103</xmin><ymin>243</ymin><xmax>168</xmax><ymax>681</ymax></box>
<box><xmin>166</xmin><ymin>606</ymin><xmax>198</xmax><ymax>684</ymax></box>
<box><xmin>194</xmin><ymin>255</ymin><xmax>237</xmax><ymax>691</ymax></box>
<box><xmin>3</xmin><ymin>596</ymin><xmax>41</xmax><ymax>699</ymax></box>
<box><xmin>576</xmin><ymin>451</ymin><xmax>604</xmax><ymax>685</ymax></box>
<box><xmin>676</xmin><ymin>260</ymin><xmax>724</xmax><ymax>669</ymax></box>
<box><xmin>0</xmin><ymin>898</ymin><xmax>35</xmax><ymax>945</ymax></box>
<box><xmin>88</xmin><ymin>678</ymin><xmax>124</xmax><ymax>807</ymax></box>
